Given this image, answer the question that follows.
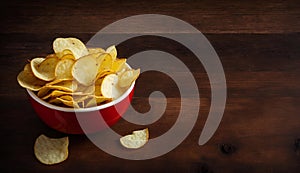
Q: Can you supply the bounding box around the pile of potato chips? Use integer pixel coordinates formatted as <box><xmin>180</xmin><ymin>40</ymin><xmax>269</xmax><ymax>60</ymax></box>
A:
<box><xmin>17</xmin><ymin>37</ymin><xmax>140</xmax><ymax>108</ymax></box>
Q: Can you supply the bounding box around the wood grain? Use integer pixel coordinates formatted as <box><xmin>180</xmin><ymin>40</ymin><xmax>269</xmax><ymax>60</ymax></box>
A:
<box><xmin>1</xmin><ymin>0</ymin><xmax>300</xmax><ymax>172</ymax></box>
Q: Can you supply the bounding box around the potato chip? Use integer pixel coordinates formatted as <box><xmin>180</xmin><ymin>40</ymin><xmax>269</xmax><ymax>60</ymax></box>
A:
<box><xmin>59</xmin><ymin>95</ymin><xmax>73</xmax><ymax>101</ymax></box>
<box><xmin>120</xmin><ymin>128</ymin><xmax>149</xmax><ymax>149</ymax></box>
<box><xmin>60</xmin><ymin>53</ymin><xmax>76</xmax><ymax>60</ymax></box>
<box><xmin>112</xmin><ymin>58</ymin><xmax>126</xmax><ymax>72</ymax></box>
<box><xmin>76</xmin><ymin>84</ymin><xmax>95</xmax><ymax>95</ymax></box>
<box><xmin>94</xmin><ymin>85</ymin><xmax>102</xmax><ymax>96</ymax></box>
<box><xmin>106</xmin><ymin>45</ymin><xmax>117</xmax><ymax>61</ymax></box>
<box><xmin>96</xmin><ymin>69</ymin><xmax>114</xmax><ymax>80</ymax></box>
<box><xmin>56</xmin><ymin>49</ymin><xmax>73</xmax><ymax>59</ymax></box>
<box><xmin>55</xmin><ymin>58</ymin><xmax>75</xmax><ymax>80</ymax></box>
<box><xmin>98</xmin><ymin>53</ymin><xmax>113</xmax><ymax>73</ymax></box>
<box><xmin>37</xmin><ymin>87</ymin><xmax>51</xmax><ymax>97</ymax></box>
<box><xmin>34</xmin><ymin>134</ymin><xmax>69</xmax><ymax>165</ymax></box>
<box><xmin>42</xmin><ymin>90</ymin><xmax>84</xmax><ymax>100</ymax></box>
<box><xmin>31</xmin><ymin>57</ymin><xmax>59</xmax><ymax>81</ymax></box>
<box><xmin>38</xmin><ymin>80</ymin><xmax>77</xmax><ymax>99</ymax></box>
<box><xmin>46</xmin><ymin>79</ymin><xmax>65</xmax><ymax>86</ymax></box>
<box><xmin>101</xmin><ymin>74</ymin><xmax>123</xmax><ymax>99</ymax></box>
<box><xmin>53</xmin><ymin>38</ymin><xmax>89</xmax><ymax>60</ymax></box>
<box><xmin>118</xmin><ymin>68</ymin><xmax>140</xmax><ymax>88</ymax></box>
<box><xmin>45</xmin><ymin>80</ymin><xmax>78</xmax><ymax>92</ymax></box>
<box><xmin>49</xmin><ymin>96</ymin><xmax>80</xmax><ymax>108</ymax></box>
<box><xmin>23</xmin><ymin>63</ymin><xmax>31</xmax><ymax>71</ymax></box>
<box><xmin>85</xmin><ymin>96</ymin><xmax>112</xmax><ymax>108</ymax></box>
<box><xmin>88</xmin><ymin>48</ymin><xmax>105</xmax><ymax>54</ymax></box>
<box><xmin>30</xmin><ymin>57</ymin><xmax>44</xmax><ymax>71</ymax></box>
<box><xmin>17</xmin><ymin>70</ymin><xmax>46</xmax><ymax>91</ymax></box>
<box><xmin>72</xmin><ymin>54</ymin><xmax>99</xmax><ymax>86</ymax></box>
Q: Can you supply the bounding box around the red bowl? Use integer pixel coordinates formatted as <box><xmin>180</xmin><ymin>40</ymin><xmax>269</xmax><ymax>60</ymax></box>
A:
<box><xmin>26</xmin><ymin>81</ymin><xmax>135</xmax><ymax>134</ymax></box>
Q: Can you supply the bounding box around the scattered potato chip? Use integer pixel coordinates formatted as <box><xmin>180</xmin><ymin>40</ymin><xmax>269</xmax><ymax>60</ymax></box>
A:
<box><xmin>17</xmin><ymin>37</ymin><xmax>140</xmax><ymax>108</ymax></box>
<box><xmin>72</xmin><ymin>54</ymin><xmax>99</xmax><ymax>86</ymax></box>
<box><xmin>120</xmin><ymin>128</ymin><xmax>149</xmax><ymax>149</ymax></box>
<box><xmin>101</xmin><ymin>74</ymin><xmax>123</xmax><ymax>99</ymax></box>
<box><xmin>118</xmin><ymin>68</ymin><xmax>140</xmax><ymax>88</ymax></box>
<box><xmin>53</xmin><ymin>38</ymin><xmax>89</xmax><ymax>60</ymax></box>
<box><xmin>34</xmin><ymin>134</ymin><xmax>69</xmax><ymax>165</ymax></box>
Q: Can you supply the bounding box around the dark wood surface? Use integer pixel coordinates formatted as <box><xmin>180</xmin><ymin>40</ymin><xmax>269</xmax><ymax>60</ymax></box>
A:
<box><xmin>1</xmin><ymin>0</ymin><xmax>300</xmax><ymax>172</ymax></box>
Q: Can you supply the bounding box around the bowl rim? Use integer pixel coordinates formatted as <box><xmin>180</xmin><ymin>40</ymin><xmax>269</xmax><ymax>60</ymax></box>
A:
<box><xmin>26</xmin><ymin>79</ymin><xmax>135</xmax><ymax>113</ymax></box>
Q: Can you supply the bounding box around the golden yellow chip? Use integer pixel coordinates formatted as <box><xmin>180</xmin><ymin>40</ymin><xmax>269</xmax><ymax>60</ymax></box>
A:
<box><xmin>118</xmin><ymin>68</ymin><xmax>140</xmax><ymax>88</ymax></box>
<box><xmin>37</xmin><ymin>87</ymin><xmax>51</xmax><ymax>97</ymax></box>
<box><xmin>94</xmin><ymin>84</ymin><xmax>102</xmax><ymax>96</ymax></box>
<box><xmin>106</xmin><ymin>45</ymin><xmax>117</xmax><ymax>61</ymax></box>
<box><xmin>31</xmin><ymin>57</ymin><xmax>59</xmax><ymax>81</ymax></box>
<box><xmin>45</xmin><ymin>80</ymin><xmax>78</xmax><ymax>92</ymax></box>
<box><xmin>46</xmin><ymin>79</ymin><xmax>65</xmax><ymax>86</ymax></box>
<box><xmin>56</xmin><ymin>49</ymin><xmax>73</xmax><ymax>59</ymax></box>
<box><xmin>120</xmin><ymin>128</ymin><xmax>149</xmax><ymax>149</ymax></box>
<box><xmin>72</xmin><ymin>54</ymin><xmax>98</xmax><ymax>86</ymax></box>
<box><xmin>17</xmin><ymin>70</ymin><xmax>46</xmax><ymax>91</ymax></box>
<box><xmin>30</xmin><ymin>57</ymin><xmax>44</xmax><ymax>72</ymax></box>
<box><xmin>23</xmin><ymin>63</ymin><xmax>31</xmax><ymax>71</ymax></box>
<box><xmin>42</xmin><ymin>90</ymin><xmax>63</xmax><ymax>100</ymax></box>
<box><xmin>53</xmin><ymin>38</ymin><xmax>89</xmax><ymax>60</ymax></box>
<box><xmin>59</xmin><ymin>95</ymin><xmax>73</xmax><ymax>101</ymax></box>
<box><xmin>101</xmin><ymin>74</ymin><xmax>123</xmax><ymax>99</ymax></box>
<box><xmin>96</xmin><ymin>69</ymin><xmax>114</xmax><ymax>80</ymax></box>
<box><xmin>85</xmin><ymin>96</ymin><xmax>112</xmax><ymax>108</ymax></box>
<box><xmin>45</xmin><ymin>53</ymin><xmax>58</xmax><ymax>59</ymax></box>
<box><xmin>60</xmin><ymin>53</ymin><xmax>76</xmax><ymax>60</ymax></box>
<box><xmin>55</xmin><ymin>58</ymin><xmax>75</xmax><ymax>80</ymax></box>
<box><xmin>34</xmin><ymin>134</ymin><xmax>69</xmax><ymax>165</ymax></box>
<box><xmin>112</xmin><ymin>58</ymin><xmax>126</xmax><ymax>72</ymax></box>
<box><xmin>49</xmin><ymin>96</ymin><xmax>80</xmax><ymax>108</ymax></box>
<box><xmin>98</xmin><ymin>53</ymin><xmax>113</xmax><ymax>73</ymax></box>
<box><xmin>88</xmin><ymin>47</ymin><xmax>105</xmax><ymax>54</ymax></box>
<box><xmin>42</xmin><ymin>90</ymin><xmax>84</xmax><ymax>100</ymax></box>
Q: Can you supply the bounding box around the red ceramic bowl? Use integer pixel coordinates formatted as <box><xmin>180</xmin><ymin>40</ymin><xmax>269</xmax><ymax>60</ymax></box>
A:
<box><xmin>27</xmin><ymin>80</ymin><xmax>135</xmax><ymax>134</ymax></box>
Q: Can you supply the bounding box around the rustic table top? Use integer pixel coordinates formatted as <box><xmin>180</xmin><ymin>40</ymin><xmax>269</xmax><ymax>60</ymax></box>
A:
<box><xmin>1</xmin><ymin>0</ymin><xmax>300</xmax><ymax>172</ymax></box>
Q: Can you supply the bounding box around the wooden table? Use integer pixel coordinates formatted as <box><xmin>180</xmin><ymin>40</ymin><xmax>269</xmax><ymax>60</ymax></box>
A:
<box><xmin>1</xmin><ymin>0</ymin><xmax>299</xmax><ymax>172</ymax></box>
